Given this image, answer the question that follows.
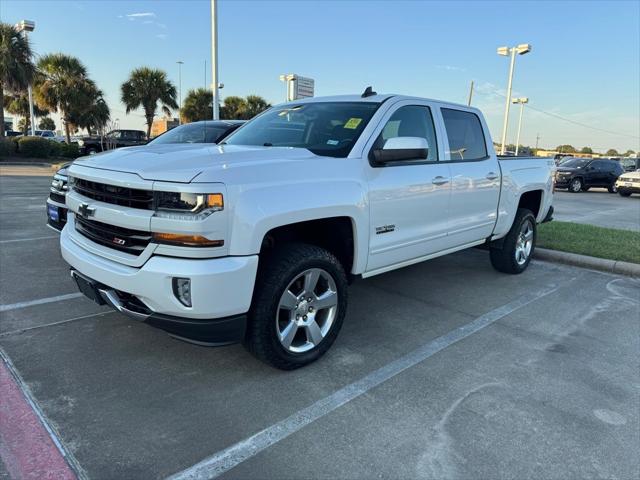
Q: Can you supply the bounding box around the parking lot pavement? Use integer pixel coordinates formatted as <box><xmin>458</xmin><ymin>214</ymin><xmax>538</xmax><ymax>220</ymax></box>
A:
<box><xmin>1</xmin><ymin>172</ymin><xmax>639</xmax><ymax>480</ymax></box>
<box><xmin>553</xmin><ymin>188</ymin><xmax>640</xmax><ymax>231</ymax></box>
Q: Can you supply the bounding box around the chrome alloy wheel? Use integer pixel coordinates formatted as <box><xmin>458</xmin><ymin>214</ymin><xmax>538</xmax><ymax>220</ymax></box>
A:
<box><xmin>515</xmin><ymin>219</ymin><xmax>534</xmax><ymax>265</ymax></box>
<box><xmin>276</xmin><ymin>268</ymin><xmax>338</xmax><ymax>353</ymax></box>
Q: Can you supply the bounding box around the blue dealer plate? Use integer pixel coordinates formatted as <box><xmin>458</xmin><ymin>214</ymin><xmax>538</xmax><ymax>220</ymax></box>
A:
<box><xmin>47</xmin><ymin>204</ymin><xmax>59</xmax><ymax>222</ymax></box>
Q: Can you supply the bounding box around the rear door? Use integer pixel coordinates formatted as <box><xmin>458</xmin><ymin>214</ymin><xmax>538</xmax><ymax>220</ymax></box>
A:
<box><xmin>365</xmin><ymin>101</ymin><xmax>452</xmax><ymax>272</ymax></box>
<box><xmin>439</xmin><ymin>107</ymin><xmax>501</xmax><ymax>246</ymax></box>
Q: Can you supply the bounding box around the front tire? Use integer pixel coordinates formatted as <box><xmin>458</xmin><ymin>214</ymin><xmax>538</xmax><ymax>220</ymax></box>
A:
<box><xmin>608</xmin><ymin>184</ymin><xmax>618</xmax><ymax>193</ymax></box>
<box><xmin>490</xmin><ymin>208</ymin><xmax>537</xmax><ymax>274</ymax></box>
<box><xmin>244</xmin><ymin>243</ymin><xmax>348</xmax><ymax>370</ymax></box>
<box><xmin>619</xmin><ymin>190</ymin><xmax>632</xmax><ymax>197</ymax></box>
<box><xmin>569</xmin><ymin>178</ymin><xmax>582</xmax><ymax>193</ymax></box>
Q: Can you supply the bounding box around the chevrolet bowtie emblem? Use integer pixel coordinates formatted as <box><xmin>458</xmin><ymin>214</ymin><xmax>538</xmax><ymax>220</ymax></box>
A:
<box><xmin>78</xmin><ymin>203</ymin><xmax>96</xmax><ymax>218</ymax></box>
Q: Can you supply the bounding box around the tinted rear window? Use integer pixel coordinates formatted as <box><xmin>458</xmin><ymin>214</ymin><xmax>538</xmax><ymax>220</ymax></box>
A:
<box><xmin>441</xmin><ymin>108</ymin><xmax>487</xmax><ymax>161</ymax></box>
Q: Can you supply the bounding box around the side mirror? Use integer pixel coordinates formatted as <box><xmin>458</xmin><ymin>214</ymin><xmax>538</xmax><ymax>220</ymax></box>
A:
<box><xmin>371</xmin><ymin>137</ymin><xmax>429</xmax><ymax>165</ymax></box>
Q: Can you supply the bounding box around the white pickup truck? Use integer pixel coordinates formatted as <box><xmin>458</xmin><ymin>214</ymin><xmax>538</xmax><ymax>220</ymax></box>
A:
<box><xmin>61</xmin><ymin>90</ymin><xmax>554</xmax><ymax>369</ymax></box>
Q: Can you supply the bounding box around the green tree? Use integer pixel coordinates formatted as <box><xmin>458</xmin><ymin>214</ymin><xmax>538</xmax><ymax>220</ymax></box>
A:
<box><xmin>35</xmin><ymin>53</ymin><xmax>94</xmax><ymax>143</ymax></box>
<box><xmin>38</xmin><ymin>117</ymin><xmax>56</xmax><ymax>131</ymax></box>
<box><xmin>220</xmin><ymin>95</ymin><xmax>271</xmax><ymax>120</ymax></box>
<box><xmin>606</xmin><ymin>148</ymin><xmax>619</xmax><ymax>156</ymax></box>
<box><xmin>220</xmin><ymin>96</ymin><xmax>247</xmax><ymax>120</ymax></box>
<box><xmin>121</xmin><ymin>67</ymin><xmax>178</xmax><ymax>138</ymax></box>
<box><xmin>180</xmin><ymin>88</ymin><xmax>212</xmax><ymax>123</ymax></box>
<box><xmin>245</xmin><ymin>95</ymin><xmax>270</xmax><ymax>119</ymax></box>
<box><xmin>0</xmin><ymin>23</ymin><xmax>37</xmax><ymax>136</ymax></box>
<box><xmin>580</xmin><ymin>147</ymin><xmax>593</xmax><ymax>154</ymax></box>
<box><xmin>623</xmin><ymin>149</ymin><xmax>636</xmax><ymax>157</ymax></box>
<box><xmin>3</xmin><ymin>92</ymin><xmax>49</xmax><ymax>133</ymax></box>
<box><xmin>70</xmin><ymin>86</ymin><xmax>110</xmax><ymax>135</ymax></box>
<box><xmin>556</xmin><ymin>144</ymin><xmax>576</xmax><ymax>153</ymax></box>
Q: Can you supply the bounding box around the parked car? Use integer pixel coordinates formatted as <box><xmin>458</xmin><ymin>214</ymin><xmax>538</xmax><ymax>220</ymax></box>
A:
<box><xmin>620</xmin><ymin>157</ymin><xmax>640</xmax><ymax>172</ymax></box>
<box><xmin>45</xmin><ymin>122</ymin><xmax>243</xmax><ymax>231</ymax></box>
<box><xmin>615</xmin><ymin>169</ymin><xmax>640</xmax><ymax>197</ymax></box>
<box><xmin>60</xmin><ymin>91</ymin><xmax>554</xmax><ymax>369</ymax></box>
<box><xmin>77</xmin><ymin>129</ymin><xmax>147</xmax><ymax>155</ymax></box>
<box><xmin>4</xmin><ymin>130</ymin><xmax>22</xmax><ymax>137</ymax></box>
<box><xmin>34</xmin><ymin>130</ymin><xmax>67</xmax><ymax>143</ymax></box>
<box><xmin>554</xmin><ymin>157</ymin><xmax>624</xmax><ymax>193</ymax></box>
<box><xmin>148</xmin><ymin>120</ymin><xmax>244</xmax><ymax>145</ymax></box>
<box><xmin>46</xmin><ymin>162</ymin><xmax>71</xmax><ymax>231</ymax></box>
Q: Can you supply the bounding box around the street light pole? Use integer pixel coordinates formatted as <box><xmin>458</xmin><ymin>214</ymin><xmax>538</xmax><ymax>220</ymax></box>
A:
<box><xmin>177</xmin><ymin>61</ymin><xmax>183</xmax><ymax>124</ymax></box>
<box><xmin>512</xmin><ymin>97</ymin><xmax>529</xmax><ymax>156</ymax></box>
<box><xmin>497</xmin><ymin>44</ymin><xmax>531</xmax><ymax>155</ymax></box>
<box><xmin>210</xmin><ymin>0</ymin><xmax>220</xmax><ymax>120</ymax></box>
<box><xmin>15</xmin><ymin>20</ymin><xmax>36</xmax><ymax>135</ymax></box>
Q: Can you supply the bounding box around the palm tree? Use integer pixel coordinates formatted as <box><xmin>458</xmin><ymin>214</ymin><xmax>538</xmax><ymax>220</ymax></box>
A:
<box><xmin>245</xmin><ymin>95</ymin><xmax>271</xmax><ymax>119</ymax></box>
<box><xmin>220</xmin><ymin>96</ymin><xmax>247</xmax><ymax>120</ymax></box>
<box><xmin>180</xmin><ymin>88</ymin><xmax>212</xmax><ymax>123</ymax></box>
<box><xmin>38</xmin><ymin>117</ymin><xmax>55</xmax><ymax>131</ymax></box>
<box><xmin>69</xmin><ymin>84</ymin><xmax>110</xmax><ymax>136</ymax></box>
<box><xmin>0</xmin><ymin>23</ymin><xmax>37</xmax><ymax>136</ymax></box>
<box><xmin>4</xmin><ymin>92</ymin><xmax>49</xmax><ymax>134</ymax></box>
<box><xmin>121</xmin><ymin>67</ymin><xmax>178</xmax><ymax>138</ymax></box>
<box><xmin>35</xmin><ymin>53</ymin><xmax>92</xmax><ymax>142</ymax></box>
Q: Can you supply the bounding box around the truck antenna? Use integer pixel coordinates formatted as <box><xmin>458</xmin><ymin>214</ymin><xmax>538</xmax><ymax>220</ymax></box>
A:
<box><xmin>361</xmin><ymin>86</ymin><xmax>377</xmax><ymax>98</ymax></box>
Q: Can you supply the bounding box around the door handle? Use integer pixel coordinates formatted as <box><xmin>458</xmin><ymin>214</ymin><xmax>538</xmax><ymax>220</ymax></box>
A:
<box><xmin>486</xmin><ymin>172</ymin><xmax>499</xmax><ymax>180</ymax></box>
<box><xmin>432</xmin><ymin>176</ymin><xmax>449</xmax><ymax>186</ymax></box>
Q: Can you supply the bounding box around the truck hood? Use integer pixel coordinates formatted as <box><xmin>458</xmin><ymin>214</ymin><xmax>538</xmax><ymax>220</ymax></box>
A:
<box><xmin>72</xmin><ymin>144</ymin><xmax>318</xmax><ymax>183</ymax></box>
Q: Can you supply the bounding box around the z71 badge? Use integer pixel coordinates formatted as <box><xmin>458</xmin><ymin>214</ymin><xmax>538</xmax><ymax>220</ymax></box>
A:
<box><xmin>375</xmin><ymin>224</ymin><xmax>395</xmax><ymax>235</ymax></box>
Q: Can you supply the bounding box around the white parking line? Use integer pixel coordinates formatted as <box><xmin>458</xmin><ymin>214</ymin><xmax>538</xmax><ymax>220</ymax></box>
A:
<box><xmin>167</xmin><ymin>282</ymin><xmax>565</xmax><ymax>480</ymax></box>
<box><xmin>0</xmin><ymin>293</ymin><xmax>83</xmax><ymax>313</ymax></box>
<box><xmin>0</xmin><ymin>235</ymin><xmax>58</xmax><ymax>244</ymax></box>
<box><xmin>0</xmin><ymin>311</ymin><xmax>112</xmax><ymax>338</ymax></box>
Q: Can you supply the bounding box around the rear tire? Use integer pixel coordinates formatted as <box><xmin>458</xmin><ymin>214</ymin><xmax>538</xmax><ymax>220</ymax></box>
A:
<box><xmin>490</xmin><ymin>208</ymin><xmax>537</xmax><ymax>274</ymax></box>
<box><xmin>244</xmin><ymin>243</ymin><xmax>348</xmax><ymax>370</ymax></box>
<box><xmin>569</xmin><ymin>178</ymin><xmax>582</xmax><ymax>193</ymax></box>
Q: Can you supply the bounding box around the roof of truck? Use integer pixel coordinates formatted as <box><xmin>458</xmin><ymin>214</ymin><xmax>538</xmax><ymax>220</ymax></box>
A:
<box><xmin>278</xmin><ymin>93</ymin><xmax>474</xmax><ymax>111</ymax></box>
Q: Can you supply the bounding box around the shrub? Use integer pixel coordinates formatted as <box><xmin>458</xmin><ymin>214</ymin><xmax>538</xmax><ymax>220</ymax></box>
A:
<box><xmin>0</xmin><ymin>138</ymin><xmax>16</xmax><ymax>157</ymax></box>
<box><xmin>17</xmin><ymin>136</ymin><xmax>58</xmax><ymax>158</ymax></box>
<box><xmin>59</xmin><ymin>143</ymin><xmax>80</xmax><ymax>158</ymax></box>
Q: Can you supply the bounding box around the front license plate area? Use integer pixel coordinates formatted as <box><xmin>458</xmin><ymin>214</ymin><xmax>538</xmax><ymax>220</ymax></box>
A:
<box><xmin>72</xmin><ymin>271</ymin><xmax>106</xmax><ymax>305</ymax></box>
<box><xmin>47</xmin><ymin>204</ymin><xmax>59</xmax><ymax>222</ymax></box>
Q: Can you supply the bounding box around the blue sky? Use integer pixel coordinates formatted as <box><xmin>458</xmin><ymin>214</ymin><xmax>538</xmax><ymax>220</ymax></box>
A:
<box><xmin>2</xmin><ymin>0</ymin><xmax>639</xmax><ymax>152</ymax></box>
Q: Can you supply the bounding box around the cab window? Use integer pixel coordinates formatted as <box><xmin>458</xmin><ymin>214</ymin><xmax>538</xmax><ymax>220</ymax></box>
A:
<box><xmin>441</xmin><ymin>108</ymin><xmax>488</xmax><ymax>161</ymax></box>
<box><xmin>372</xmin><ymin>105</ymin><xmax>438</xmax><ymax>162</ymax></box>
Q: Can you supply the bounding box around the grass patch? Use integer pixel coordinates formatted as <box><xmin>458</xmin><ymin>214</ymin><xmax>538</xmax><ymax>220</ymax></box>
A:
<box><xmin>537</xmin><ymin>221</ymin><xmax>640</xmax><ymax>264</ymax></box>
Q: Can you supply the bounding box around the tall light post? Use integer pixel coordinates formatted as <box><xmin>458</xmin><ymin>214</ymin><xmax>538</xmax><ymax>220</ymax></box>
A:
<box><xmin>210</xmin><ymin>0</ymin><xmax>220</xmax><ymax>120</ymax></box>
<box><xmin>512</xmin><ymin>97</ymin><xmax>529</xmax><ymax>156</ymax></box>
<box><xmin>497</xmin><ymin>43</ymin><xmax>531</xmax><ymax>155</ymax></box>
<box><xmin>177</xmin><ymin>61</ymin><xmax>184</xmax><ymax>124</ymax></box>
<box><xmin>15</xmin><ymin>20</ymin><xmax>36</xmax><ymax>135</ymax></box>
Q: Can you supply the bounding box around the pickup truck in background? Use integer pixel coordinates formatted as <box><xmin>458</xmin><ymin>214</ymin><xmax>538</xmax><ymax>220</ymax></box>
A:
<box><xmin>60</xmin><ymin>90</ymin><xmax>554</xmax><ymax>369</ymax></box>
<box><xmin>77</xmin><ymin>129</ymin><xmax>147</xmax><ymax>155</ymax></box>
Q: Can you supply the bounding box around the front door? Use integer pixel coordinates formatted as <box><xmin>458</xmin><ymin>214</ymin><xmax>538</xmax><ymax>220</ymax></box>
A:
<box><xmin>366</xmin><ymin>103</ymin><xmax>452</xmax><ymax>272</ymax></box>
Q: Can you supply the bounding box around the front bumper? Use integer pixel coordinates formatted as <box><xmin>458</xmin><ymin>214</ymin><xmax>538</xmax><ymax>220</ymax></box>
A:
<box><xmin>615</xmin><ymin>180</ymin><xmax>640</xmax><ymax>194</ymax></box>
<box><xmin>61</xmin><ymin>224</ymin><xmax>259</xmax><ymax>344</ymax></box>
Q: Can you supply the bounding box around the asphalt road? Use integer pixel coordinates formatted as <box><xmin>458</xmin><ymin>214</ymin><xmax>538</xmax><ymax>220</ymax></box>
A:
<box><xmin>1</xmin><ymin>171</ymin><xmax>639</xmax><ymax>480</ymax></box>
<box><xmin>553</xmin><ymin>188</ymin><xmax>640</xmax><ymax>231</ymax></box>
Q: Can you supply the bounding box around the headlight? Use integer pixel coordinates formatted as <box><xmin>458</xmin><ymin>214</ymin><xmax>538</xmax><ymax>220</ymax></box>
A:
<box><xmin>153</xmin><ymin>192</ymin><xmax>223</xmax><ymax>220</ymax></box>
<box><xmin>77</xmin><ymin>140</ymin><xmax>84</xmax><ymax>146</ymax></box>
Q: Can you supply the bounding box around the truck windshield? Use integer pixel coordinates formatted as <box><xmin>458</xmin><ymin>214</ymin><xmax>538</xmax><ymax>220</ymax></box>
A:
<box><xmin>222</xmin><ymin>102</ymin><xmax>379</xmax><ymax>158</ymax></box>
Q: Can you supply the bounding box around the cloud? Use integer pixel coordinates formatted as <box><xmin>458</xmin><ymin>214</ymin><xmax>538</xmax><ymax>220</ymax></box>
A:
<box><xmin>435</xmin><ymin>65</ymin><xmax>466</xmax><ymax>72</ymax></box>
<box><xmin>126</xmin><ymin>12</ymin><xmax>156</xmax><ymax>18</ymax></box>
<box><xmin>156</xmin><ymin>34</ymin><xmax>168</xmax><ymax>40</ymax></box>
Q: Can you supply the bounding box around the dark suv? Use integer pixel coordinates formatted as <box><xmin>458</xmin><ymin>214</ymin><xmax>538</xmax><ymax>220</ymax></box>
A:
<box><xmin>554</xmin><ymin>158</ymin><xmax>624</xmax><ymax>193</ymax></box>
<box><xmin>77</xmin><ymin>129</ymin><xmax>147</xmax><ymax>155</ymax></box>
